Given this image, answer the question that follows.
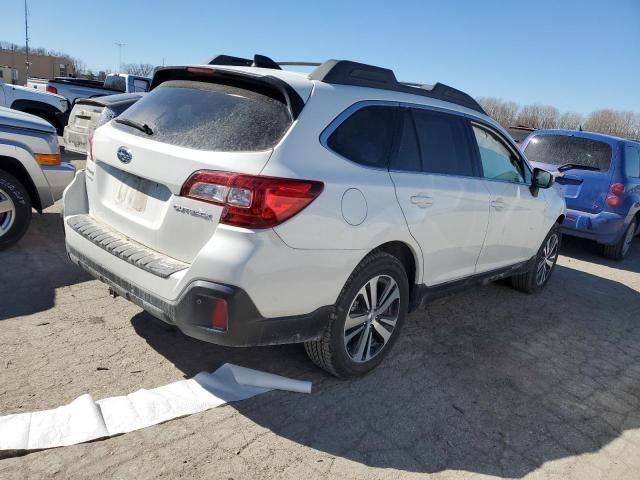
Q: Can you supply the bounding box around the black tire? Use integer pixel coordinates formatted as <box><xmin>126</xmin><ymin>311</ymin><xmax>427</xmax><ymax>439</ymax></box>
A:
<box><xmin>304</xmin><ymin>251</ymin><xmax>409</xmax><ymax>378</ymax></box>
<box><xmin>0</xmin><ymin>170</ymin><xmax>32</xmax><ymax>251</ymax></box>
<box><xmin>510</xmin><ymin>224</ymin><xmax>561</xmax><ymax>294</ymax></box>
<box><xmin>603</xmin><ymin>219</ymin><xmax>637</xmax><ymax>261</ymax></box>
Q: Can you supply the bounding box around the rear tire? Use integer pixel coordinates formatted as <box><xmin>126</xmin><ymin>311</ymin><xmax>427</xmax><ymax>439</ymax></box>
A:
<box><xmin>603</xmin><ymin>219</ymin><xmax>636</xmax><ymax>261</ymax></box>
<box><xmin>510</xmin><ymin>224</ymin><xmax>561</xmax><ymax>294</ymax></box>
<box><xmin>305</xmin><ymin>251</ymin><xmax>409</xmax><ymax>378</ymax></box>
<box><xmin>0</xmin><ymin>170</ymin><xmax>32</xmax><ymax>251</ymax></box>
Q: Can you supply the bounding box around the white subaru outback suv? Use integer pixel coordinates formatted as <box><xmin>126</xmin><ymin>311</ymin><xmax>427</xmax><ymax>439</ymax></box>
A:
<box><xmin>62</xmin><ymin>54</ymin><xmax>565</xmax><ymax>377</ymax></box>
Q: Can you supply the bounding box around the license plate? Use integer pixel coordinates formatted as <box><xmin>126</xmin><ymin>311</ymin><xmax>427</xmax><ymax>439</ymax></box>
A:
<box><xmin>114</xmin><ymin>175</ymin><xmax>151</xmax><ymax>212</ymax></box>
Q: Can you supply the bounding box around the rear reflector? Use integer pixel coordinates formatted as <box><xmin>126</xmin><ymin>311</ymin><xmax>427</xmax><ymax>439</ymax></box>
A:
<box><xmin>610</xmin><ymin>183</ymin><xmax>624</xmax><ymax>195</ymax></box>
<box><xmin>181</xmin><ymin>171</ymin><xmax>324</xmax><ymax>229</ymax></box>
<box><xmin>46</xmin><ymin>85</ymin><xmax>58</xmax><ymax>94</ymax></box>
<box><xmin>210</xmin><ymin>299</ymin><xmax>228</xmax><ymax>331</ymax></box>
<box><xmin>606</xmin><ymin>195</ymin><xmax>621</xmax><ymax>208</ymax></box>
<box><xmin>34</xmin><ymin>153</ymin><xmax>61</xmax><ymax>166</ymax></box>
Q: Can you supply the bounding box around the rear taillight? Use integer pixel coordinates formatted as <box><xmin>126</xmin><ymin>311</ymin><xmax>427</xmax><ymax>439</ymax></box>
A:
<box><xmin>610</xmin><ymin>183</ymin><xmax>624</xmax><ymax>195</ymax></box>
<box><xmin>46</xmin><ymin>85</ymin><xmax>57</xmax><ymax>94</ymax></box>
<box><xmin>606</xmin><ymin>195</ymin><xmax>621</xmax><ymax>208</ymax></box>
<box><xmin>607</xmin><ymin>183</ymin><xmax>624</xmax><ymax>208</ymax></box>
<box><xmin>87</xmin><ymin>134</ymin><xmax>94</xmax><ymax>161</ymax></box>
<box><xmin>181</xmin><ymin>171</ymin><xmax>324</xmax><ymax>229</ymax></box>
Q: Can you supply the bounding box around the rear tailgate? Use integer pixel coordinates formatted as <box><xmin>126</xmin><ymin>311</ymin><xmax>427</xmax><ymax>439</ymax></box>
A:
<box><xmin>64</xmin><ymin>102</ymin><xmax>104</xmax><ymax>153</ymax></box>
<box><xmin>86</xmin><ymin>70</ymin><xmax>310</xmax><ymax>264</ymax></box>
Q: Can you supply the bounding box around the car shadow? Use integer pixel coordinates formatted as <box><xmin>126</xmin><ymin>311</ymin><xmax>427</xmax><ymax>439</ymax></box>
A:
<box><xmin>131</xmin><ymin>262</ymin><xmax>640</xmax><ymax>477</ymax></box>
<box><xmin>0</xmin><ymin>210</ymin><xmax>90</xmax><ymax>320</ymax></box>
<box><xmin>560</xmin><ymin>234</ymin><xmax>640</xmax><ymax>274</ymax></box>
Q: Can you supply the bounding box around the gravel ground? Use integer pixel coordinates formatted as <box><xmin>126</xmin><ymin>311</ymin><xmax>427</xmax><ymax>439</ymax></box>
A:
<box><xmin>0</xmin><ymin>157</ymin><xmax>639</xmax><ymax>479</ymax></box>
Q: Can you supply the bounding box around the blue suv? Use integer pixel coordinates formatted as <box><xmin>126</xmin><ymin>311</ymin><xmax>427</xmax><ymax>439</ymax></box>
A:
<box><xmin>522</xmin><ymin>130</ymin><xmax>640</xmax><ymax>260</ymax></box>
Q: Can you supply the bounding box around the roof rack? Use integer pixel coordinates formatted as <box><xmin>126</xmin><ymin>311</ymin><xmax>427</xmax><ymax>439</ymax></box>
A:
<box><xmin>206</xmin><ymin>55</ymin><xmax>486</xmax><ymax>115</ymax></box>
<box><xmin>309</xmin><ymin>60</ymin><xmax>485</xmax><ymax>114</ymax></box>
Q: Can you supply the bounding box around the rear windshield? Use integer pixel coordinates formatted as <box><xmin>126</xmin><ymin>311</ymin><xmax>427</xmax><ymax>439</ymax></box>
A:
<box><xmin>524</xmin><ymin>135</ymin><xmax>612</xmax><ymax>171</ymax></box>
<box><xmin>104</xmin><ymin>76</ymin><xmax>127</xmax><ymax>92</ymax></box>
<box><xmin>113</xmin><ymin>80</ymin><xmax>292</xmax><ymax>151</ymax></box>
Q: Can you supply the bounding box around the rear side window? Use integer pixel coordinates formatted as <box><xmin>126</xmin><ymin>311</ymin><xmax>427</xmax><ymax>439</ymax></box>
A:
<box><xmin>411</xmin><ymin>108</ymin><xmax>475</xmax><ymax>176</ymax></box>
<box><xmin>524</xmin><ymin>135</ymin><xmax>612</xmax><ymax>171</ymax></box>
<box><xmin>133</xmin><ymin>78</ymin><xmax>150</xmax><ymax>92</ymax></box>
<box><xmin>327</xmin><ymin>106</ymin><xmax>397</xmax><ymax>168</ymax></box>
<box><xmin>113</xmin><ymin>80</ymin><xmax>293</xmax><ymax>151</ymax></box>
<box><xmin>625</xmin><ymin>145</ymin><xmax>640</xmax><ymax>178</ymax></box>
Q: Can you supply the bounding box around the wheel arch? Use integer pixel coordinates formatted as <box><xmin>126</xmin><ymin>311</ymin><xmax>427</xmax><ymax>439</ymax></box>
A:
<box><xmin>371</xmin><ymin>240</ymin><xmax>419</xmax><ymax>293</ymax></box>
<box><xmin>0</xmin><ymin>155</ymin><xmax>42</xmax><ymax>212</ymax></box>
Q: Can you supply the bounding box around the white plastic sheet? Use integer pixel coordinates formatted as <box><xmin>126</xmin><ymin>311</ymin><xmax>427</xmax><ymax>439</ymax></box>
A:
<box><xmin>0</xmin><ymin>363</ymin><xmax>311</xmax><ymax>451</ymax></box>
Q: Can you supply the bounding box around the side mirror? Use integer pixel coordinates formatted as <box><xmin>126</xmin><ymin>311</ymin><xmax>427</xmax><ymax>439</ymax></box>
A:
<box><xmin>530</xmin><ymin>168</ymin><xmax>553</xmax><ymax>196</ymax></box>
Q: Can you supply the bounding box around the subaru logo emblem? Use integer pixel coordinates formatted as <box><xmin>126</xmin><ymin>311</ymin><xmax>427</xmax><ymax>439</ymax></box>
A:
<box><xmin>117</xmin><ymin>146</ymin><xmax>132</xmax><ymax>164</ymax></box>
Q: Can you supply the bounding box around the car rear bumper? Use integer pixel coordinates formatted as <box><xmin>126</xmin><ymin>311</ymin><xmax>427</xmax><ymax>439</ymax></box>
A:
<box><xmin>66</xmin><ymin>244</ymin><xmax>331</xmax><ymax>346</ymax></box>
<box><xmin>561</xmin><ymin>208</ymin><xmax>626</xmax><ymax>245</ymax></box>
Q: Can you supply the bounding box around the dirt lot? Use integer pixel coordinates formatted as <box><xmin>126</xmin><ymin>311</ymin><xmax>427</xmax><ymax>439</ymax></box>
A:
<box><xmin>1</xmin><ymin>159</ymin><xmax>639</xmax><ymax>479</ymax></box>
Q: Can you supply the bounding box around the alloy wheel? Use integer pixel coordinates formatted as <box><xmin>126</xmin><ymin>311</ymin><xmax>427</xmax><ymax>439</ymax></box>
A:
<box><xmin>536</xmin><ymin>233</ymin><xmax>559</xmax><ymax>286</ymax></box>
<box><xmin>0</xmin><ymin>187</ymin><xmax>16</xmax><ymax>238</ymax></box>
<box><xmin>343</xmin><ymin>275</ymin><xmax>400</xmax><ymax>363</ymax></box>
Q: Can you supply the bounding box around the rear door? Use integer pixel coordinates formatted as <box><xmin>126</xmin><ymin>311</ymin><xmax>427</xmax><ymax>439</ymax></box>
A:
<box><xmin>88</xmin><ymin>77</ymin><xmax>298</xmax><ymax>263</ymax></box>
<box><xmin>389</xmin><ymin>107</ymin><xmax>491</xmax><ymax>285</ymax></box>
<box><xmin>523</xmin><ymin>134</ymin><xmax>614</xmax><ymax>213</ymax></box>
<box><xmin>470</xmin><ymin>123</ymin><xmax>545</xmax><ymax>271</ymax></box>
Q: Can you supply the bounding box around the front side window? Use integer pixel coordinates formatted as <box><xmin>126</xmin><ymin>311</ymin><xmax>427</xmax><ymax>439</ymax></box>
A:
<box><xmin>327</xmin><ymin>106</ymin><xmax>396</xmax><ymax>168</ymax></box>
<box><xmin>473</xmin><ymin>125</ymin><xmax>525</xmax><ymax>183</ymax></box>
<box><xmin>625</xmin><ymin>145</ymin><xmax>640</xmax><ymax>178</ymax></box>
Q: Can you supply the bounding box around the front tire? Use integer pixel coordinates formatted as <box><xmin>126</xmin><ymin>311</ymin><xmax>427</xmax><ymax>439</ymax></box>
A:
<box><xmin>510</xmin><ymin>224</ymin><xmax>561</xmax><ymax>294</ymax></box>
<box><xmin>603</xmin><ymin>219</ymin><xmax>636</xmax><ymax>261</ymax></box>
<box><xmin>0</xmin><ymin>170</ymin><xmax>32</xmax><ymax>251</ymax></box>
<box><xmin>305</xmin><ymin>251</ymin><xmax>409</xmax><ymax>378</ymax></box>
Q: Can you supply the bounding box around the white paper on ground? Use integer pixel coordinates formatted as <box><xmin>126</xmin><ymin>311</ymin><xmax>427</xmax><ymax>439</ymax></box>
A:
<box><xmin>0</xmin><ymin>363</ymin><xmax>311</xmax><ymax>451</ymax></box>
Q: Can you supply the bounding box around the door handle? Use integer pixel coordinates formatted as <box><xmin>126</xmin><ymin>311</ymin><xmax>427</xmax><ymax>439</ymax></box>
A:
<box><xmin>410</xmin><ymin>195</ymin><xmax>434</xmax><ymax>208</ymax></box>
<box><xmin>491</xmin><ymin>198</ymin><xmax>506</xmax><ymax>211</ymax></box>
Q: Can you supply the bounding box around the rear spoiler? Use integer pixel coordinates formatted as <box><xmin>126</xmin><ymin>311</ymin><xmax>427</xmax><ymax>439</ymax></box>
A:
<box><xmin>150</xmin><ymin>66</ymin><xmax>305</xmax><ymax>120</ymax></box>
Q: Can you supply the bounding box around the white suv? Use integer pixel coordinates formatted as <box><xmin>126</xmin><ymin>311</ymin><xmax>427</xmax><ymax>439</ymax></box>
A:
<box><xmin>62</xmin><ymin>55</ymin><xmax>565</xmax><ymax>377</ymax></box>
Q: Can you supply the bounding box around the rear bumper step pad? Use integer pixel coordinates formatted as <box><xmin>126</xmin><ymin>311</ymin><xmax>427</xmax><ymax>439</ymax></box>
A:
<box><xmin>66</xmin><ymin>214</ymin><xmax>188</xmax><ymax>278</ymax></box>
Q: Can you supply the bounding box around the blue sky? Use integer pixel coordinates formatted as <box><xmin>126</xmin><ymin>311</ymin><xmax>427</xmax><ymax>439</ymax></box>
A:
<box><xmin>3</xmin><ymin>0</ymin><xmax>639</xmax><ymax>114</ymax></box>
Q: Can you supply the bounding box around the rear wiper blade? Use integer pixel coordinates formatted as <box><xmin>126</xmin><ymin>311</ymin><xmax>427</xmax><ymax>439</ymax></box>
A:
<box><xmin>557</xmin><ymin>163</ymin><xmax>600</xmax><ymax>172</ymax></box>
<box><xmin>114</xmin><ymin>118</ymin><xmax>153</xmax><ymax>135</ymax></box>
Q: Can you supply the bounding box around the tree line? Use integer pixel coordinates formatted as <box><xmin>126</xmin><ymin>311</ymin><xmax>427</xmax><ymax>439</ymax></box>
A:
<box><xmin>477</xmin><ymin>97</ymin><xmax>640</xmax><ymax>140</ymax></box>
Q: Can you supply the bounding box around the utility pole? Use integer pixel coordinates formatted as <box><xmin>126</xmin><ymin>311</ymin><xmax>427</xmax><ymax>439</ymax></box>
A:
<box><xmin>24</xmin><ymin>0</ymin><xmax>30</xmax><ymax>80</ymax></box>
<box><xmin>115</xmin><ymin>42</ymin><xmax>125</xmax><ymax>72</ymax></box>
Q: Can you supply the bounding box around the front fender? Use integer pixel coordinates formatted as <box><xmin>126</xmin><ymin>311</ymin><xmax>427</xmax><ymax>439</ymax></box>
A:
<box><xmin>0</xmin><ymin>143</ymin><xmax>54</xmax><ymax>209</ymax></box>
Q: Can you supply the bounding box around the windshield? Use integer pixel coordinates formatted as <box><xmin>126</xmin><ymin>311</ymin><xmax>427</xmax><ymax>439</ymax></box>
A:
<box><xmin>524</xmin><ymin>135</ymin><xmax>612</xmax><ymax>171</ymax></box>
<box><xmin>104</xmin><ymin>76</ymin><xmax>127</xmax><ymax>92</ymax></box>
<box><xmin>113</xmin><ymin>80</ymin><xmax>293</xmax><ymax>151</ymax></box>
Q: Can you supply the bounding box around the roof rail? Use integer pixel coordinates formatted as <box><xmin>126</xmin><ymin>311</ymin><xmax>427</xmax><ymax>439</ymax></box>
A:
<box><xmin>206</xmin><ymin>55</ymin><xmax>486</xmax><ymax>114</ymax></box>
<box><xmin>309</xmin><ymin>60</ymin><xmax>485</xmax><ymax>114</ymax></box>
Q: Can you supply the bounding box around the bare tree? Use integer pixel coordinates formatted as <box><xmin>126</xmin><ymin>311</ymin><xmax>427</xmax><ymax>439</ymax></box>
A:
<box><xmin>477</xmin><ymin>97</ymin><xmax>519</xmax><ymax>127</ymax></box>
<box><xmin>69</xmin><ymin>57</ymin><xmax>86</xmax><ymax>77</ymax></box>
<box><xmin>121</xmin><ymin>63</ymin><xmax>156</xmax><ymax>77</ymax></box>
<box><xmin>585</xmin><ymin>110</ymin><xmax>640</xmax><ymax>138</ymax></box>
<box><xmin>515</xmin><ymin>104</ymin><xmax>559</xmax><ymax>129</ymax></box>
<box><xmin>558</xmin><ymin>112</ymin><xmax>584</xmax><ymax>130</ymax></box>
